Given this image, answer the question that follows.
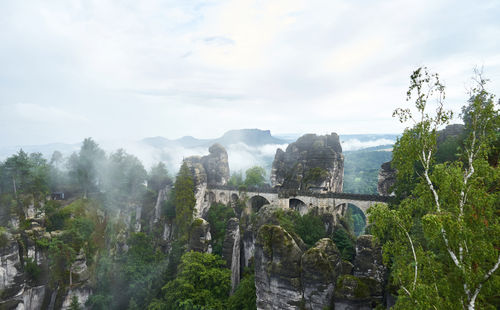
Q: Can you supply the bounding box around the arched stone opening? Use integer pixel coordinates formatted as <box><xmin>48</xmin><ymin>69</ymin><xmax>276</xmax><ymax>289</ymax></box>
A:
<box><xmin>208</xmin><ymin>191</ymin><xmax>216</xmax><ymax>204</ymax></box>
<box><xmin>219</xmin><ymin>192</ymin><xmax>226</xmax><ymax>204</ymax></box>
<box><xmin>289</xmin><ymin>198</ymin><xmax>308</xmax><ymax>215</ymax></box>
<box><xmin>231</xmin><ymin>193</ymin><xmax>239</xmax><ymax>203</ymax></box>
<box><xmin>249</xmin><ymin>195</ymin><xmax>270</xmax><ymax>213</ymax></box>
<box><xmin>347</xmin><ymin>203</ymin><xmax>367</xmax><ymax>236</ymax></box>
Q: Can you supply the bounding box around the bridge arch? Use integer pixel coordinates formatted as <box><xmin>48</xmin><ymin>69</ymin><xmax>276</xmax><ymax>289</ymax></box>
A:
<box><xmin>347</xmin><ymin>203</ymin><xmax>367</xmax><ymax>236</ymax></box>
<box><xmin>219</xmin><ymin>192</ymin><xmax>227</xmax><ymax>204</ymax></box>
<box><xmin>208</xmin><ymin>191</ymin><xmax>216</xmax><ymax>204</ymax></box>
<box><xmin>248</xmin><ymin>195</ymin><xmax>270</xmax><ymax>213</ymax></box>
<box><xmin>289</xmin><ymin>198</ymin><xmax>308</xmax><ymax>215</ymax></box>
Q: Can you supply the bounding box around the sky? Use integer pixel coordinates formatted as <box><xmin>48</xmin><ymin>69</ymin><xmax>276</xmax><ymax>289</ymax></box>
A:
<box><xmin>1</xmin><ymin>0</ymin><xmax>499</xmax><ymax>148</ymax></box>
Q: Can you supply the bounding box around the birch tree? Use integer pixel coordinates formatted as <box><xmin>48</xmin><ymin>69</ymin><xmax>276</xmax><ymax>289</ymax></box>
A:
<box><xmin>369</xmin><ymin>67</ymin><xmax>499</xmax><ymax>309</ymax></box>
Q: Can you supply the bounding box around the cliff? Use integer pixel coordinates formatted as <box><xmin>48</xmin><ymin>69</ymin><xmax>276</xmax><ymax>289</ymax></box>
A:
<box><xmin>271</xmin><ymin>133</ymin><xmax>344</xmax><ymax>192</ymax></box>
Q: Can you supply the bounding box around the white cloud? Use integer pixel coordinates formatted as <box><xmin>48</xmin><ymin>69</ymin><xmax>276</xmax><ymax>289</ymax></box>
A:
<box><xmin>0</xmin><ymin>0</ymin><xmax>499</xmax><ymax>147</ymax></box>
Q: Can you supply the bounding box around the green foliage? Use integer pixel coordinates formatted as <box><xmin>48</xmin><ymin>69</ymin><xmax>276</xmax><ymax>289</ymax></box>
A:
<box><xmin>244</xmin><ymin>166</ymin><xmax>267</xmax><ymax>187</ymax></box>
<box><xmin>275</xmin><ymin>209</ymin><xmax>327</xmax><ymax>248</ymax></box>
<box><xmin>370</xmin><ymin>67</ymin><xmax>500</xmax><ymax>309</ymax></box>
<box><xmin>228</xmin><ymin>171</ymin><xmax>244</xmax><ymax>187</ymax></box>
<box><xmin>104</xmin><ymin>149</ymin><xmax>147</xmax><ymax>207</ymax></box>
<box><xmin>302</xmin><ymin>167</ymin><xmax>328</xmax><ymax>188</ymax></box>
<box><xmin>156</xmin><ymin>251</ymin><xmax>230</xmax><ymax>310</ymax></box>
<box><xmin>206</xmin><ymin>203</ymin><xmax>236</xmax><ymax>256</ymax></box>
<box><xmin>44</xmin><ymin>200</ymin><xmax>68</xmax><ymax>231</ymax></box>
<box><xmin>148</xmin><ymin>162</ymin><xmax>172</xmax><ymax>192</ymax></box>
<box><xmin>47</xmin><ymin>237</ymin><xmax>76</xmax><ymax>285</ymax></box>
<box><xmin>69</xmin><ymin>296</ymin><xmax>81</xmax><ymax>310</ymax></box>
<box><xmin>24</xmin><ymin>257</ymin><xmax>41</xmax><ymax>281</ymax></box>
<box><xmin>332</xmin><ymin>225</ymin><xmax>356</xmax><ymax>262</ymax></box>
<box><xmin>68</xmin><ymin>138</ymin><xmax>106</xmax><ymax>198</ymax></box>
<box><xmin>346</xmin><ymin>204</ymin><xmax>366</xmax><ymax>236</ymax></box>
<box><xmin>0</xmin><ymin>227</ymin><xmax>9</xmax><ymax>248</ymax></box>
<box><xmin>174</xmin><ymin>163</ymin><xmax>196</xmax><ymax>242</ymax></box>
<box><xmin>228</xmin><ymin>273</ymin><xmax>256</xmax><ymax>310</ymax></box>
<box><xmin>343</xmin><ymin>150</ymin><xmax>392</xmax><ymax>194</ymax></box>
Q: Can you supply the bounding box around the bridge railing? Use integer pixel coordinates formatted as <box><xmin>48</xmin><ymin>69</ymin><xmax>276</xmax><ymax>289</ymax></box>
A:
<box><xmin>207</xmin><ymin>185</ymin><xmax>392</xmax><ymax>202</ymax></box>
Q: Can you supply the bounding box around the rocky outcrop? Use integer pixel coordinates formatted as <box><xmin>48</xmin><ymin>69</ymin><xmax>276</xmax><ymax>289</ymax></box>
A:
<box><xmin>301</xmin><ymin>238</ymin><xmax>341</xmax><ymax>310</ymax></box>
<box><xmin>201</xmin><ymin>144</ymin><xmax>230</xmax><ymax>186</ymax></box>
<box><xmin>61</xmin><ymin>286</ymin><xmax>92</xmax><ymax>310</ymax></box>
<box><xmin>0</xmin><ymin>233</ymin><xmax>24</xmax><ymax>303</ymax></box>
<box><xmin>184</xmin><ymin>144</ymin><xmax>230</xmax><ymax>217</ymax></box>
<box><xmin>255</xmin><ymin>225</ymin><xmax>303</xmax><ymax>310</ymax></box>
<box><xmin>333</xmin><ymin>235</ymin><xmax>386</xmax><ymax>309</ymax></box>
<box><xmin>353</xmin><ymin>235</ymin><xmax>386</xmax><ymax>291</ymax></box>
<box><xmin>377</xmin><ymin>161</ymin><xmax>396</xmax><ymax>196</ymax></box>
<box><xmin>188</xmin><ymin>218</ymin><xmax>212</xmax><ymax>253</ymax></box>
<box><xmin>271</xmin><ymin>133</ymin><xmax>344</xmax><ymax>192</ymax></box>
<box><xmin>70</xmin><ymin>249</ymin><xmax>90</xmax><ymax>285</ymax></box>
<box><xmin>222</xmin><ymin>218</ymin><xmax>240</xmax><ymax>294</ymax></box>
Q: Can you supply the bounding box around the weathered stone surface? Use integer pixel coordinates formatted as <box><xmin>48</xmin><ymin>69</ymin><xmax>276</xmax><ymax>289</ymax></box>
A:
<box><xmin>222</xmin><ymin>218</ymin><xmax>240</xmax><ymax>294</ymax></box>
<box><xmin>22</xmin><ymin>285</ymin><xmax>47</xmax><ymax>310</ymax></box>
<box><xmin>301</xmin><ymin>238</ymin><xmax>341</xmax><ymax>310</ymax></box>
<box><xmin>353</xmin><ymin>235</ymin><xmax>385</xmax><ymax>286</ymax></box>
<box><xmin>188</xmin><ymin>218</ymin><xmax>212</xmax><ymax>253</ymax></box>
<box><xmin>201</xmin><ymin>143</ymin><xmax>230</xmax><ymax>187</ymax></box>
<box><xmin>71</xmin><ymin>249</ymin><xmax>90</xmax><ymax>284</ymax></box>
<box><xmin>271</xmin><ymin>133</ymin><xmax>344</xmax><ymax>192</ymax></box>
<box><xmin>255</xmin><ymin>225</ymin><xmax>303</xmax><ymax>310</ymax></box>
<box><xmin>334</xmin><ymin>275</ymin><xmax>373</xmax><ymax>309</ymax></box>
<box><xmin>377</xmin><ymin>161</ymin><xmax>396</xmax><ymax>196</ymax></box>
<box><xmin>61</xmin><ymin>286</ymin><xmax>92</xmax><ymax>310</ymax></box>
<box><xmin>0</xmin><ymin>234</ymin><xmax>24</xmax><ymax>299</ymax></box>
<box><xmin>184</xmin><ymin>144</ymin><xmax>230</xmax><ymax>217</ymax></box>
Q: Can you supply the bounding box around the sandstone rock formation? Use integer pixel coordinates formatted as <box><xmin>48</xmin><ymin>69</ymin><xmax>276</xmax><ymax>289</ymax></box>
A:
<box><xmin>188</xmin><ymin>218</ymin><xmax>212</xmax><ymax>253</ymax></box>
<box><xmin>377</xmin><ymin>161</ymin><xmax>396</xmax><ymax>196</ymax></box>
<box><xmin>271</xmin><ymin>133</ymin><xmax>344</xmax><ymax>192</ymax></box>
<box><xmin>201</xmin><ymin>144</ymin><xmax>230</xmax><ymax>186</ymax></box>
<box><xmin>184</xmin><ymin>143</ymin><xmax>230</xmax><ymax>217</ymax></box>
<box><xmin>222</xmin><ymin>218</ymin><xmax>240</xmax><ymax>294</ymax></box>
<box><xmin>251</xmin><ymin>205</ymin><xmax>387</xmax><ymax>310</ymax></box>
<box><xmin>255</xmin><ymin>225</ymin><xmax>303</xmax><ymax>310</ymax></box>
<box><xmin>333</xmin><ymin>235</ymin><xmax>386</xmax><ymax>309</ymax></box>
<box><xmin>301</xmin><ymin>238</ymin><xmax>342</xmax><ymax>310</ymax></box>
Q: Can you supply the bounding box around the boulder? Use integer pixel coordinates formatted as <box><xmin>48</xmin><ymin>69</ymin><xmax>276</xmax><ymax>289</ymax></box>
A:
<box><xmin>271</xmin><ymin>133</ymin><xmax>344</xmax><ymax>192</ymax></box>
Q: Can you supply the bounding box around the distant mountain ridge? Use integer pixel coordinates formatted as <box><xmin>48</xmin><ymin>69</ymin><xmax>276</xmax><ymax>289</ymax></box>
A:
<box><xmin>141</xmin><ymin>129</ymin><xmax>286</xmax><ymax>149</ymax></box>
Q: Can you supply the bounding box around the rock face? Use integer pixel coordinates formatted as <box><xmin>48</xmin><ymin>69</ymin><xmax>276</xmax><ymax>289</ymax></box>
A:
<box><xmin>184</xmin><ymin>144</ymin><xmax>230</xmax><ymax>217</ymax></box>
<box><xmin>188</xmin><ymin>218</ymin><xmax>212</xmax><ymax>253</ymax></box>
<box><xmin>251</xmin><ymin>205</ymin><xmax>387</xmax><ymax>310</ymax></box>
<box><xmin>201</xmin><ymin>144</ymin><xmax>230</xmax><ymax>186</ymax></box>
<box><xmin>377</xmin><ymin>161</ymin><xmax>396</xmax><ymax>196</ymax></box>
<box><xmin>334</xmin><ymin>235</ymin><xmax>386</xmax><ymax>309</ymax></box>
<box><xmin>271</xmin><ymin>133</ymin><xmax>344</xmax><ymax>192</ymax></box>
<box><xmin>0</xmin><ymin>233</ymin><xmax>24</xmax><ymax>302</ymax></box>
<box><xmin>222</xmin><ymin>218</ymin><xmax>240</xmax><ymax>294</ymax></box>
<box><xmin>255</xmin><ymin>225</ymin><xmax>303</xmax><ymax>310</ymax></box>
<box><xmin>353</xmin><ymin>235</ymin><xmax>386</xmax><ymax>289</ymax></box>
<box><xmin>301</xmin><ymin>238</ymin><xmax>342</xmax><ymax>310</ymax></box>
<box><xmin>61</xmin><ymin>286</ymin><xmax>92</xmax><ymax>310</ymax></box>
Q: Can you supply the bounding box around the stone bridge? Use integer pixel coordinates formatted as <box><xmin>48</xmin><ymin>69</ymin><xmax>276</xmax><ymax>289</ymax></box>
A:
<box><xmin>205</xmin><ymin>185</ymin><xmax>391</xmax><ymax>219</ymax></box>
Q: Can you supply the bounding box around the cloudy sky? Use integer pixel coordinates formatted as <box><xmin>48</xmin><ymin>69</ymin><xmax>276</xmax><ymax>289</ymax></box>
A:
<box><xmin>1</xmin><ymin>0</ymin><xmax>499</xmax><ymax>147</ymax></box>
